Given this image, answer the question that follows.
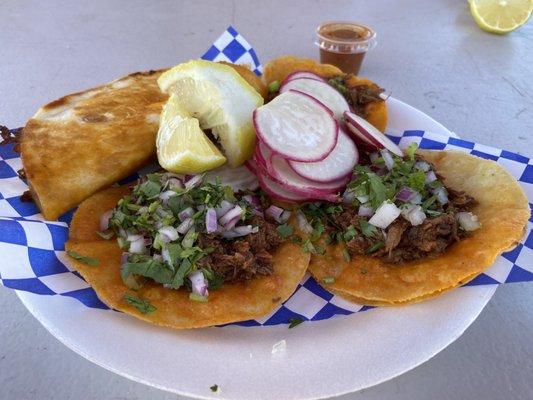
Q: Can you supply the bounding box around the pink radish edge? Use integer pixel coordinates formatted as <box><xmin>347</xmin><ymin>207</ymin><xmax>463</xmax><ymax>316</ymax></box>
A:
<box><xmin>281</xmin><ymin>71</ymin><xmax>327</xmax><ymax>86</ymax></box>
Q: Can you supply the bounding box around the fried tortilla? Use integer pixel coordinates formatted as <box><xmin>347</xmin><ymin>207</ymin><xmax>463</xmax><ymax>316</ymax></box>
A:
<box><xmin>66</xmin><ymin>186</ymin><xmax>310</xmax><ymax>329</ymax></box>
<box><xmin>263</xmin><ymin>56</ymin><xmax>388</xmax><ymax>132</ymax></box>
<box><xmin>21</xmin><ymin>70</ymin><xmax>168</xmax><ymax>220</ymax></box>
<box><xmin>309</xmin><ymin>151</ymin><xmax>529</xmax><ymax>306</ymax></box>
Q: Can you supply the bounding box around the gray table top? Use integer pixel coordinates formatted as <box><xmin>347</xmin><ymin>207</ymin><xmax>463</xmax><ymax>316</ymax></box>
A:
<box><xmin>1</xmin><ymin>0</ymin><xmax>532</xmax><ymax>399</ymax></box>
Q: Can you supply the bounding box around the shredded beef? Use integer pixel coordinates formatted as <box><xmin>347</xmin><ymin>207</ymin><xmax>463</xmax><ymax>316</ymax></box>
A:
<box><xmin>197</xmin><ymin>215</ymin><xmax>283</xmax><ymax>283</ymax></box>
<box><xmin>447</xmin><ymin>188</ymin><xmax>477</xmax><ymax>211</ymax></box>
<box><xmin>345</xmin><ymin>83</ymin><xmax>385</xmax><ymax>117</ymax></box>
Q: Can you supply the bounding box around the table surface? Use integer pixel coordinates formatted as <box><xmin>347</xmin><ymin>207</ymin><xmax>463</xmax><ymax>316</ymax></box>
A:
<box><xmin>1</xmin><ymin>0</ymin><xmax>532</xmax><ymax>399</ymax></box>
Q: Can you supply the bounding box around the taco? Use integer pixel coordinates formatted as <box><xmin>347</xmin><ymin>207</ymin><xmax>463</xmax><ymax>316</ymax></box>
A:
<box><xmin>263</xmin><ymin>55</ymin><xmax>387</xmax><ymax>132</ymax></box>
<box><xmin>66</xmin><ymin>172</ymin><xmax>309</xmax><ymax>328</ymax></box>
<box><xmin>305</xmin><ymin>148</ymin><xmax>529</xmax><ymax>305</ymax></box>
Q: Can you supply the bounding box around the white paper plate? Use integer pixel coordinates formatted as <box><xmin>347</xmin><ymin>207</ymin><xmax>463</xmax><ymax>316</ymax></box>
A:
<box><xmin>15</xmin><ymin>98</ymin><xmax>496</xmax><ymax>400</ymax></box>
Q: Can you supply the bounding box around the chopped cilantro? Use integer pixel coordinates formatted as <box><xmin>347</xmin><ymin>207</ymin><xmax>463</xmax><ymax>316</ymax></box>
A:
<box><xmin>325</xmin><ymin>204</ymin><xmax>343</xmax><ymax>214</ymax></box>
<box><xmin>189</xmin><ymin>292</ymin><xmax>208</xmax><ymax>302</ymax></box>
<box><xmin>322</xmin><ymin>276</ymin><xmax>335</xmax><ymax>284</ymax></box>
<box><xmin>368</xmin><ymin>173</ymin><xmax>387</xmax><ymax>209</ymax></box>
<box><xmin>405</xmin><ymin>142</ymin><xmax>418</xmax><ymax>161</ymax></box>
<box><xmin>210</xmin><ymin>384</ymin><xmax>219</xmax><ymax>393</ymax></box>
<box><xmin>406</xmin><ymin>170</ymin><xmax>426</xmax><ymax>192</ymax></box>
<box><xmin>268</xmin><ymin>80</ymin><xmax>280</xmax><ymax>93</ymax></box>
<box><xmin>277</xmin><ymin>223</ymin><xmax>294</xmax><ymax>238</ymax></box>
<box><xmin>66</xmin><ymin>250</ymin><xmax>99</xmax><ymax>266</ymax></box>
<box><xmin>342</xmin><ymin>248</ymin><xmax>351</xmax><ymax>262</ymax></box>
<box><xmin>365</xmin><ymin>242</ymin><xmax>384</xmax><ymax>254</ymax></box>
<box><xmin>359</xmin><ymin>220</ymin><xmax>378</xmax><ymax>238</ymax></box>
<box><xmin>301</xmin><ymin>239</ymin><xmax>317</xmax><ymax>254</ymax></box>
<box><xmin>137</xmin><ymin>180</ymin><xmax>161</xmax><ymax>199</ymax></box>
<box><xmin>97</xmin><ymin>230</ymin><xmax>114</xmax><ymax>240</ymax></box>
<box><xmin>124</xmin><ymin>294</ymin><xmax>156</xmax><ymax>314</ymax></box>
<box><xmin>288</xmin><ymin>317</ymin><xmax>304</xmax><ymax>329</ymax></box>
<box><xmin>343</xmin><ymin>225</ymin><xmax>357</xmax><ymax>241</ymax></box>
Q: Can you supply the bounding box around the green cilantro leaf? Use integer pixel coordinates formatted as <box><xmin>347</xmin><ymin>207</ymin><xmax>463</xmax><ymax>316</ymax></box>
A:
<box><xmin>405</xmin><ymin>142</ymin><xmax>418</xmax><ymax>161</ymax></box>
<box><xmin>268</xmin><ymin>80</ymin><xmax>280</xmax><ymax>93</ymax></box>
<box><xmin>359</xmin><ymin>220</ymin><xmax>378</xmax><ymax>238</ymax></box>
<box><xmin>365</xmin><ymin>242</ymin><xmax>385</xmax><ymax>254</ymax></box>
<box><xmin>368</xmin><ymin>173</ymin><xmax>387</xmax><ymax>209</ymax></box>
<box><xmin>342</xmin><ymin>248</ymin><xmax>351</xmax><ymax>262</ymax></box>
<box><xmin>277</xmin><ymin>223</ymin><xmax>294</xmax><ymax>238</ymax></box>
<box><xmin>343</xmin><ymin>225</ymin><xmax>357</xmax><ymax>241</ymax></box>
<box><xmin>288</xmin><ymin>317</ymin><xmax>304</xmax><ymax>329</ymax></box>
<box><xmin>407</xmin><ymin>170</ymin><xmax>426</xmax><ymax>193</ymax></box>
<box><xmin>66</xmin><ymin>250</ymin><xmax>99</xmax><ymax>266</ymax></box>
<box><xmin>210</xmin><ymin>384</ymin><xmax>219</xmax><ymax>393</ymax></box>
<box><xmin>322</xmin><ymin>276</ymin><xmax>335</xmax><ymax>284</ymax></box>
<box><xmin>124</xmin><ymin>294</ymin><xmax>156</xmax><ymax>314</ymax></box>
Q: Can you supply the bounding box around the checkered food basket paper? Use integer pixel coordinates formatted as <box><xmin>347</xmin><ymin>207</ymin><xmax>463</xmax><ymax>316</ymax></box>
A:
<box><xmin>0</xmin><ymin>27</ymin><xmax>532</xmax><ymax>327</ymax></box>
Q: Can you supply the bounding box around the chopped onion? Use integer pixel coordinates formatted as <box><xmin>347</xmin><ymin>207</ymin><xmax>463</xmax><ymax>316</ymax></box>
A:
<box><xmin>368</xmin><ymin>201</ymin><xmax>401</xmax><ymax>229</ymax></box>
<box><xmin>243</xmin><ymin>194</ymin><xmax>260</xmax><ymax>207</ymax></box>
<box><xmin>100</xmin><ymin>210</ymin><xmax>113</xmax><ymax>231</ymax></box>
<box><xmin>158</xmin><ymin>226</ymin><xmax>179</xmax><ymax>241</ymax></box>
<box><xmin>167</xmin><ymin>177</ymin><xmax>183</xmax><ymax>190</ymax></box>
<box><xmin>219</xmin><ymin>205</ymin><xmax>243</xmax><ymax>226</ymax></box>
<box><xmin>266</xmin><ymin>205</ymin><xmax>284</xmax><ymax>222</ymax></box>
<box><xmin>271</xmin><ymin>340</ymin><xmax>287</xmax><ymax>355</ymax></box>
<box><xmin>221</xmin><ymin>225</ymin><xmax>258</xmax><ymax>238</ymax></box>
<box><xmin>205</xmin><ymin>208</ymin><xmax>218</xmax><ymax>233</ymax></box>
<box><xmin>156</xmin><ymin>207</ymin><xmax>170</xmax><ymax>218</ymax></box>
<box><xmin>280</xmin><ymin>210</ymin><xmax>291</xmax><ymax>223</ymax></box>
<box><xmin>159</xmin><ymin>190</ymin><xmax>178</xmax><ymax>202</ymax></box>
<box><xmin>224</xmin><ymin>215</ymin><xmax>241</xmax><ymax>230</ymax></box>
<box><xmin>128</xmin><ymin>237</ymin><xmax>146</xmax><ymax>254</ymax></box>
<box><xmin>162</xmin><ymin>248</ymin><xmax>172</xmax><ymax>265</ymax></box>
<box><xmin>415</xmin><ymin>161</ymin><xmax>430</xmax><ymax>172</ymax></box>
<box><xmin>356</xmin><ymin>194</ymin><xmax>370</xmax><ymax>204</ymax></box>
<box><xmin>178</xmin><ymin>207</ymin><xmax>194</xmax><ymax>221</ymax></box>
<box><xmin>425</xmin><ymin>171</ymin><xmax>437</xmax><ymax>183</ymax></box>
<box><xmin>215</xmin><ymin>200</ymin><xmax>234</xmax><ymax>218</ymax></box>
<box><xmin>409</xmin><ymin>192</ymin><xmax>423</xmax><ymax>205</ymax></box>
<box><xmin>184</xmin><ymin>174</ymin><xmax>203</xmax><ymax>189</ymax></box>
<box><xmin>188</xmin><ymin>270</ymin><xmax>209</xmax><ymax>297</ymax></box>
<box><xmin>295</xmin><ymin>210</ymin><xmax>313</xmax><ymax>234</ymax></box>
<box><xmin>358</xmin><ymin>204</ymin><xmax>374</xmax><ymax>217</ymax></box>
<box><xmin>434</xmin><ymin>187</ymin><xmax>449</xmax><ymax>204</ymax></box>
<box><xmin>381</xmin><ymin>150</ymin><xmax>395</xmax><ymax>170</ymax></box>
<box><xmin>401</xmin><ymin>204</ymin><xmax>426</xmax><ymax>226</ymax></box>
<box><xmin>342</xmin><ymin>189</ymin><xmax>356</xmax><ymax>204</ymax></box>
<box><xmin>177</xmin><ymin>217</ymin><xmax>194</xmax><ymax>234</ymax></box>
<box><xmin>396</xmin><ymin>187</ymin><xmax>417</xmax><ymax>202</ymax></box>
<box><xmin>252</xmin><ymin>208</ymin><xmax>264</xmax><ymax>218</ymax></box>
<box><xmin>457</xmin><ymin>212</ymin><xmax>481</xmax><ymax>231</ymax></box>
<box><xmin>126</xmin><ymin>233</ymin><xmax>143</xmax><ymax>242</ymax></box>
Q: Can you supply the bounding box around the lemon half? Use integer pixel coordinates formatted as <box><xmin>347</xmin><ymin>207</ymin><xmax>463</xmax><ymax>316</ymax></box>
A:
<box><xmin>470</xmin><ymin>0</ymin><xmax>532</xmax><ymax>34</ymax></box>
<box><xmin>157</xmin><ymin>60</ymin><xmax>263</xmax><ymax>172</ymax></box>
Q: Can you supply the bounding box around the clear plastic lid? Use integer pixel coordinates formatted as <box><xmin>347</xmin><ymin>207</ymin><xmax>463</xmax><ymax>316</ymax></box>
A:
<box><xmin>315</xmin><ymin>21</ymin><xmax>377</xmax><ymax>54</ymax></box>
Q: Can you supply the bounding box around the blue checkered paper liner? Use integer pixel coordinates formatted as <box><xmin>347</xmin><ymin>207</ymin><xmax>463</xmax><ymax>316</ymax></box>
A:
<box><xmin>1</xmin><ymin>28</ymin><xmax>532</xmax><ymax>327</ymax></box>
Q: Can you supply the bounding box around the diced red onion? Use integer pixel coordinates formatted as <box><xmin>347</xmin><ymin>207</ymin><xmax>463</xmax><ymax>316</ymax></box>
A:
<box><xmin>252</xmin><ymin>208</ymin><xmax>264</xmax><ymax>218</ymax></box>
<box><xmin>221</xmin><ymin>225</ymin><xmax>259</xmax><ymax>238</ymax></box>
<box><xmin>434</xmin><ymin>187</ymin><xmax>449</xmax><ymax>204</ymax></box>
<box><xmin>167</xmin><ymin>177</ymin><xmax>183</xmax><ymax>190</ymax></box>
<box><xmin>342</xmin><ymin>189</ymin><xmax>356</xmax><ymax>204</ymax></box>
<box><xmin>224</xmin><ymin>215</ymin><xmax>241</xmax><ymax>230</ymax></box>
<box><xmin>266</xmin><ymin>205</ymin><xmax>284</xmax><ymax>222</ymax></box>
<box><xmin>396</xmin><ymin>187</ymin><xmax>417</xmax><ymax>202</ymax></box>
<box><xmin>295</xmin><ymin>210</ymin><xmax>313</xmax><ymax>234</ymax></box>
<box><xmin>356</xmin><ymin>194</ymin><xmax>370</xmax><ymax>203</ymax></box>
<box><xmin>100</xmin><ymin>210</ymin><xmax>113</xmax><ymax>231</ymax></box>
<box><xmin>188</xmin><ymin>270</ymin><xmax>209</xmax><ymax>297</ymax></box>
<box><xmin>414</xmin><ymin>161</ymin><xmax>430</xmax><ymax>172</ymax></box>
<box><xmin>243</xmin><ymin>194</ymin><xmax>261</xmax><ymax>207</ymax></box>
<box><xmin>159</xmin><ymin>190</ymin><xmax>178</xmax><ymax>202</ymax></box>
<box><xmin>381</xmin><ymin>150</ymin><xmax>395</xmax><ymax>170</ymax></box>
<box><xmin>162</xmin><ymin>248</ymin><xmax>172</xmax><ymax>265</ymax></box>
<box><xmin>401</xmin><ymin>204</ymin><xmax>426</xmax><ymax>226</ymax></box>
<box><xmin>368</xmin><ymin>201</ymin><xmax>401</xmax><ymax>229</ymax></box>
<box><xmin>425</xmin><ymin>171</ymin><xmax>437</xmax><ymax>183</ymax></box>
<box><xmin>358</xmin><ymin>204</ymin><xmax>374</xmax><ymax>217</ymax></box>
<box><xmin>205</xmin><ymin>208</ymin><xmax>218</xmax><ymax>233</ymax></box>
<box><xmin>184</xmin><ymin>174</ymin><xmax>203</xmax><ymax>189</ymax></box>
<box><xmin>457</xmin><ymin>212</ymin><xmax>481</xmax><ymax>231</ymax></box>
<box><xmin>158</xmin><ymin>226</ymin><xmax>179</xmax><ymax>241</ymax></box>
<box><xmin>409</xmin><ymin>192</ymin><xmax>423</xmax><ymax>205</ymax></box>
<box><xmin>280</xmin><ymin>210</ymin><xmax>291</xmax><ymax>223</ymax></box>
<box><xmin>219</xmin><ymin>205</ymin><xmax>243</xmax><ymax>226</ymax></box>
<box><xmin>177</xmin><ymin>217</ymin><xmax>194</xmax><ymax>234</ymax></box>
<box><xmin>128</xmin><ymin>237</ymin><xmax>146</xmax><ymax>254</ymax></box>
<box><xmin>126</xmin><ymin>233</ymin><xmax>143</xmax><ymax>242</ymax></box>
<box><xmin>215</xmin><ymin>200</ymin><xmax>234</xmax><ymax>218</ymax></box>
<box><xmin>178</xmin><ymin>207</ymin><xmax>194</xmax><ymax>221</ymax></box>
<box><xmin>369</xmin><ymin>152</ymin><xmax>380</xmax><ymax>164</ymax></box>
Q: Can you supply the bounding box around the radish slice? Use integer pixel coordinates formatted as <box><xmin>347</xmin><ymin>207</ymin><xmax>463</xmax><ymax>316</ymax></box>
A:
<box><xmin>267</xmin><ymin>154</ymin><xmax>345</xmax><ymax>201</ymax></box>
<box><xmin>257</xmin><ymin>172</ymin><xmax>311</xmax><ymax>203</ymax></box>
<box><xmin>253</xmin><ymin>90</ymin><xmax>338</xmax><ymax>162</ymax></box>
<box><xmin>345</xmin><ymin>121</ymin><xmax>381</xmax><ymax>152</ymax></box>
<box><xmin>280</xmin><ymin>78</ymin><xmax>350</xmax><ymax>120</ymax></box>
<box><xmin>344</xmin><ymin>111</ymin><xmax>403</xmax><ymax>157</ymax></box>
<box><xmin>288</xmin><ymin>128</ymin><xmax>358</xmax><ymax>183</ymax></box>
<box><xmin>282</xmin><ymin>71</ymin><xmax>326</xmax><ymax>84</ymax></box>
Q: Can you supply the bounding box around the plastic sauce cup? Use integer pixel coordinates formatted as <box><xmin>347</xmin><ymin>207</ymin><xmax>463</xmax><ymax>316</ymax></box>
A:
<box><xmin>315</xmin><ymin>21</ymin><xmax>377</xmax><ymax>75</ymax></box>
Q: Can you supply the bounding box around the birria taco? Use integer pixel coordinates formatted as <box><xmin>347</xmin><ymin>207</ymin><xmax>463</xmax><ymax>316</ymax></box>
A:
<box><xmin>66</xmin><ymin>171</ymin><xmax>309</xmax><ymax>328</ymax></box>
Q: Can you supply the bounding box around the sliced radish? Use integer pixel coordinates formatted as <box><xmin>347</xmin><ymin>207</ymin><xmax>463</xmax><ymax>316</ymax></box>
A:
<box><xmin>257</xmin><ymin>172</ymin><xmax>311</xmax><ymax>203</ymax></box>
<box><xmin>288</xmin><ymin>128</ymin><xmax>358</xmax><ymax>183</ymax></box>
<box><xmin>345</xmin><ymin>121</ymin><xmax>381</xmax><ymax>152</ymax></box>
<box><xmin>282</xmin><ymin>71</ymin><xmax>326</xmax><ymax>85</ymax></box>
<box><xmin>344</xmin><ymin>111</ymin><xmax>403</xmax><ymax>157</ymax></box>
<box><xmin>253</xmin><ymin>90</ymin><xmax>338</xmax><ymax>162</ymax></box>
<box><xmin>280</xmin><ymin>78</ymin><xmax>350</xmax><ymax>120</ymax></box>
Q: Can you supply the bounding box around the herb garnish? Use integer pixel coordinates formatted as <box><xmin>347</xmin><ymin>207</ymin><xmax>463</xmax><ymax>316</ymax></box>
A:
<box><xmin>322</xmin><ymin>276</ymin><xmax>335</xmax><ymax>284</ymax></box>
<box><xmin>124</xmin><ymin>294</ymin><xmax>156</xmax><ymax>314</ymax></box>
<box><xmin>66</xmin><ymin>250</ymin><xmax>99</xmax><ymax>266</ymax></box>
<box><xmin>210</xmin><ymin>384</ymin><xmax>219</xmax><ymax>393</ymax></box>
<box><xmin>288</xmin><ymin>317</ymin><xmax>304</xmax><ymax>329</ymax></box>
<box><xmin>277</xmin><ymin>223</ymin><xmax>294</xmax><ymax>238</ymax></box>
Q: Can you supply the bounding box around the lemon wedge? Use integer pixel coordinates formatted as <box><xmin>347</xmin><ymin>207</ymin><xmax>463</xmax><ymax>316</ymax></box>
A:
<box><xmin>157</xmin><ymin>94</ymin><xmax>226</xmax><ymax>173</ymax></box>
<box><xmin>470</xmin><ymin>0</ymin><xmax>532</xmax><ymax>34</ymax></box>
<box><xmin>158</xmin><ymin>60</ymin><xmax>263</xmax><ymax>168</ymax></box>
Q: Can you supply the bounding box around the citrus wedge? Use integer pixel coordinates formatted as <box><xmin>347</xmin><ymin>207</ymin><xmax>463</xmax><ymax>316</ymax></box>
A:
<box><xmin>158</xmin><ymin>60</ymin><xmax>263</xmax><ymax>168</ymax></box>
<box><xmin>470</xmin><ymin>0</ymin><xmax>532</xmax><ymax>34</ymax></box>
<box><xmin>157</xmin><ymin>94</ymin><xmax>226</xmax><ymax>174</ymax></box>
